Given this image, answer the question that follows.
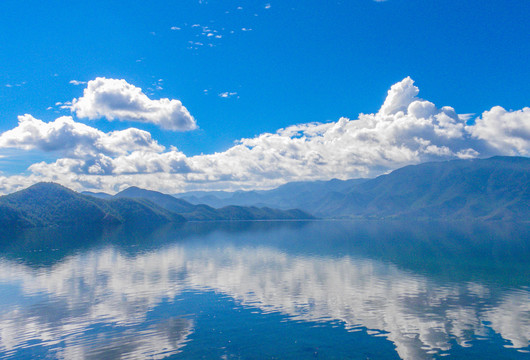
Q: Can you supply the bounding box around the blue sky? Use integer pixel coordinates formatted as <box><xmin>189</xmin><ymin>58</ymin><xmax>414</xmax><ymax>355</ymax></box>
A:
<box><xmin>0</xmin><ymin>0</ymin><xmax>529</xmax><ymax>194</ymax></box>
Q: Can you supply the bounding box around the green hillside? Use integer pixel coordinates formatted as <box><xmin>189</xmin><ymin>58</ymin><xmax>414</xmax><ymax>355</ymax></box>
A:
<box><xmin>0</xmin><ymin>183</ymin><xmax>184</xmax><ymax>228</ymax></box>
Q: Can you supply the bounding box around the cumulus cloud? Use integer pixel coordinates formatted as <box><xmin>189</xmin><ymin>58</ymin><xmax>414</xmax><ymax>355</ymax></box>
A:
<box><xmin>468</xmin><ymin>106</ymin><xmax>530</xmax><ymax>156</ymax></box>
<box><xmin>71</xmin><ymin>77</ymin><xmax>196</xmax><ymax>131</ymax></box>
<box><xmin>0</xmin><ymin>114</ymin><xmax>164</xmax><ymax>158</ymax></box>
<box><xmin>0</xmin><ymin>77</ymin><xmax>528</xmax><ymax>194</ymax></box>
<box><xmin>29</xmin><ymin>150</ymin><xmax>192</xmax><ymax>177</ymax></box>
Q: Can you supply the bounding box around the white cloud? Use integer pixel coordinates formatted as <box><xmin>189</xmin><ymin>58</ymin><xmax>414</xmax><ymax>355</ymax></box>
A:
<box><xmin>170</xmin><ymin>26</ymin><xmax>181</xmax><ymax>30</ymax></box>
<box><xmin>71</xmin><ymin>77</ymin><xmax>197</xmax><ymax>131</ymax></box>
<box><xmin>69</xmin><ymin>80</ymin><xmax>86</xmax><ymax>86</ymax></box>
<box><xmin>186</xmin><ymin>24</ymin><xmax>224</xmax><ymax>43</ymax></box>
<box><xmin>218</xmin><ymin>91</ymin><xmax>238</xmax><ymax>98</ymax></box>
<box><xmin>0</xmin><ymin>77</ymin><xmax>528</xmax><ymax>194</ymax></box>
<box><xmin>468</xmin><ymin>106</ymin><xmax>530</xmax><ymax>156</ymax></box>
<box><xmin>0</xmin><ymin>114</ymin><xmax>164</xmax><ymax>158</ymax></box>
<box><xmin>5</xmin><ymin>82</ymin><xmax>25</xmax><ymax>88</ymax></box>
<box><xmin>265</xmin><ymin>3</ymin><xmax>271</xmax><ymax>9</ymax></box>
<box><xmin>378</xmin><ymin>76</ymin><xmax>419</xmax><ymax>116</ymax></box>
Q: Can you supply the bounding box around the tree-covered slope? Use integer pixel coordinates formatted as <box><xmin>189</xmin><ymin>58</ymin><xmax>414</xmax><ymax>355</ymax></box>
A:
<box><xmin>114</xmin><ymin>186</ymin><xmax>314</xmax><ymax>221</ymax></box>
<box><xmin>317</xmin><ymin>156</ymin><xmax>530</xmax><ymax>220</ymax></box>
<box><xmin>0</xmin><ymin>183</ymin><xmax>184</xmax><ymax>228</ymax></box>
<box><xmin>114</xmin><ymin>186</ymin><xmax>198</xmax><ymax>213</ymax></box>
<box><xmin>177</xmin><ymin>178</ymin><xmax>368</xmax><ymax>212</ymax></box>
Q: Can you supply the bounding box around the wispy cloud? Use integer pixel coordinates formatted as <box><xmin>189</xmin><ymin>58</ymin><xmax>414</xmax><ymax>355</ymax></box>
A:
<box><xmin>177</xmin><ymin>23</ymin><xmax>226</xmax><ymax>49</ymax></box>
<box><xmin>53</xmin><ymin>101</ymin><xmax>72</xmax><ymax>110</ymax></box>
<box><xmin>69</xmin><ymin>80</ymin><xmax>86</xmax><ymax>86</ymax></box>
<box><xmin>146</xmin><ymin>79</ymin><xmax>164</xmax><ymax>94</ymax></box>
<box><xmin>4</xmin><ymin>81</ymin><xmax>26</xmax><ymax>88</ymax></box>
<box><xmin>218</xmin><ymin>91</ymin><xmax>238</xmax><ymax>98</ymax></box>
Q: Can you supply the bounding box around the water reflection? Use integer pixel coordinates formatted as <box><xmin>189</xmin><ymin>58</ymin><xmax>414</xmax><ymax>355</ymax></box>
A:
<box><xmin>0</xmin><ymin>221</ymin><xmax>528</xmax><ymax>359</ymax></box>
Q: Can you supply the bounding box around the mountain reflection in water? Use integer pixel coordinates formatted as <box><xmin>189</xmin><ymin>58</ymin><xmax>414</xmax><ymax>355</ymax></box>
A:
<box><xmin>0</xmin><ymin>220</ymin><xmax>528</xmax><ymax>359</ymax></box>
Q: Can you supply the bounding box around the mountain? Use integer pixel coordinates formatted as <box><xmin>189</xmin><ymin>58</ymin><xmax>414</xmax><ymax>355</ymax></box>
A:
<box><xmin>3</xmin><ymin>157</ymin><xmax>525</xmax><ymax>227</ymax></box>
<box><xmin>178</xmin><ymin>156</ymin><xmax>529</xmax><ymax>220</ymax></box>
<box><xmin>115</xmin><ymin>187</ymin><xmax>199</xmax><ymax>213</ymax></box>
<box><xmin>81</xmin><ymin>191</ymin><xmax>112</xmax><ymax>200</ymax></box>
<box><xmin>176</xmin><ymin>178</ymin><xmax>368</xmax><ymax>212</ymax></box>
<box><xmin>113</xmin><ymin>186</ymin><xmax>314</xmax><ymax>221</ymax></box>
<box><xmin>316</xmin><ymin>156</ymin><xmax>530</xmax><ymax>220</ymax></box>
<box><xmin>0</xmin><ymin>183</ymin><xmax>185</xmax><ymax>228</ymax></box>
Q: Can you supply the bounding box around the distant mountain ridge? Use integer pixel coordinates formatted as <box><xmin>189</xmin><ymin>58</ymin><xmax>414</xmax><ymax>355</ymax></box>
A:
<box><xmin>320</xmin><ymin>156</ymin><xmax>529</xmax><ymax>220</ymax></box>
<box><xmin>176</xmin><ymin>178</ymin><xmax>368</xmax><ymax>211</ymax></box>
<box><xmin>3</xmin><ymin>156</ymin><xmax>527</xmax><ymax>228</ymax></box>
<box><xmin>176</xmin><ymin>156</ymin><xmax>529</xmax><ymax>220</ymax></box>
<box><xmin>112</xmin><ymin>186</ymin><xmax>314</xmax><ymax>221</ymax></box>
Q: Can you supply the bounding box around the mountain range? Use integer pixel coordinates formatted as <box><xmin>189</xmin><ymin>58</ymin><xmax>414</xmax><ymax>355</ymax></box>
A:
<box><xmin>0</xmin><ymin>182</ymin><xmax>185</xmax><ymax>228</ymax></box>
<box><xmin>317</xmin><ymin>156</ymin><xmax>529</xmax><ymax>220</ymax></box>
<box><xmin>0</xmin><ymin>183</ymin><xmax>313</xmax><ymax>229</ymax></box>
<box><xmin>111</xmin><ymin>186</ymin><xmax>313</xmax><ymax>221</ymax></box>
<box><xmin>1</xmin><ymin>156</ymin><xmax>528</xmax><ymax>228</ymax></box>
<box><xmin>176</xmin><ymin>156</ymin><xmax>529</xmax><ymax>220</ymax></box>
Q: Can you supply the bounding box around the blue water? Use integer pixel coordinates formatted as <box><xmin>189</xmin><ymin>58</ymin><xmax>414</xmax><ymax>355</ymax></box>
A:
<box><xmin>0</xmin><ymin>220</ymin><xmax>528</xmax><ymax>359</ymax></box>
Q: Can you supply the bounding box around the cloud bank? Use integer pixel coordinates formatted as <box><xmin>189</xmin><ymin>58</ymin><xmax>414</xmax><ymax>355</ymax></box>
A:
<box><xmin>71</xmin><ymin>77</ymin><xmax>196</xmax><ymax>131</ymax></box>
<box><xmin>0</xmin><ymin>77</ymin><xmax>528</xmax><ymax>194</ymax></box>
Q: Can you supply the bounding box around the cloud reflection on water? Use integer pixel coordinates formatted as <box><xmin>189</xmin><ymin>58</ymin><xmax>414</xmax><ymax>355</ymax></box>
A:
<box><xmin>0</xmin><ymin>221</ymin><xmax>528</xmax><ymax>359</ymax></box>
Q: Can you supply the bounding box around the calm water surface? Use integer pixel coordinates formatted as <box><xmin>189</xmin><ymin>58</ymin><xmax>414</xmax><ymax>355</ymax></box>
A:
<box><xmin>0</xmin><ymin>220</ymin><xmax>528</xmax><ymax>359</ymax></box>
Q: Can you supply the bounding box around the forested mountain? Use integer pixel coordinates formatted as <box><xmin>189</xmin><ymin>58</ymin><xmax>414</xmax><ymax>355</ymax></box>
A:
<box><xmin>177</xmin><ymin>178</ymin><xmax>368</xmax><ymax>211</ymax></box>
<box><xmin>113</xmin><ymin>186</ymin><xmax>314</xmax><ymax>221</ymax></box>
<box><xmin>0</xmin><ymin>182</ymin><xmax>313</xmax><ymax>229</ymax></box>
<box><xmin>0</xmin><ymin>183</ymin><xmax>184</xmax><ymax>228</ymax></box>
<box><xmin>316</xmin><ymin>156</ymin><xmax>529</xmax><ymax>220</ymax></box>
<box><xmin>2</xmin><ymin>157</ymin><xmax>527</xmax><ymax>227</ymax></box>
<box><xmin>177</xmin><ymin>156</ymin><xmax>529</xmax><ymax>220</ymax></box>
<box><xmin>81</xmin><ymin>191</ymin><xmax>112</xmax><ymax>200</ymax></box>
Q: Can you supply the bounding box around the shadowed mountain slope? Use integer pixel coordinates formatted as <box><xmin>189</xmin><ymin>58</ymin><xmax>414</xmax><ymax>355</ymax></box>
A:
<box><xmin>113</xmin><ymin>186</ymin><xmax>314</xmax><ymax>221</ymax></box>
<box><xmin>177</xmin><ymin>156</ymin><xmax>529</xmax><ymax>220</ymax></box>
<box><xmin>0</xmin><ymin>183</ymin><xmax>185</xmax><ymax>228</ymax></box>
<box><xmin>316</xmin><ymin>156</ymin><xmax>530</xmax><ymax>220</ymax></box>
<box><xmin>177</xmin><ymin>178</ymin><xmax>368</xmax><ymax>212</ymax></box>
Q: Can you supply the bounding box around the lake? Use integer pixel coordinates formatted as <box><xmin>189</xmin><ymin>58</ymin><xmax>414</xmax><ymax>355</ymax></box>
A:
<box><xmin>0</xmin><ymin>220</ymin><xmax>528</xmax><ymax>359</ymax></box>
